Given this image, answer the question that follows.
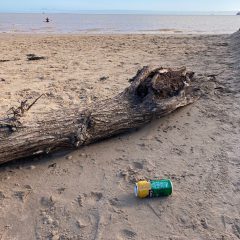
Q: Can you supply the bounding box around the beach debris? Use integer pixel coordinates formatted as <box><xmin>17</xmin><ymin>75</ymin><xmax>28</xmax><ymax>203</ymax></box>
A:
<box><xmin>0</xmin><ymin>59</ymin><xmax>10</xmax><ymax>63</ymax></box>
<box><xmin>99</xmin><ymin>76</ymin><xmax>109</xmax><ymax>81</ymax></box>
<box><xmin>0</xmin><ymin>66</ymin><xmax>201</xmax><ymax>164</ymax></box>
<box><xmin>0</xmin><ymin>78</ymin><xmax>6</xmax><ymax>82</ymax></box>
<box><xmin>134</xmin><ymin>179</ymin><xmax>173</xmax><ymax>198</ymax></box>
<box><xmin>27</xmin><ymin>54</ymin><xmax>46</xmax><ymax>61</ymax></box>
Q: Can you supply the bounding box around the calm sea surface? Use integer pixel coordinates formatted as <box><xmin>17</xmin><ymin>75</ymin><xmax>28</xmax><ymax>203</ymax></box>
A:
<box><xmin>0</xmin><ymin>13</ymin><xmax>240</xmax><ymax>34</ymax></box>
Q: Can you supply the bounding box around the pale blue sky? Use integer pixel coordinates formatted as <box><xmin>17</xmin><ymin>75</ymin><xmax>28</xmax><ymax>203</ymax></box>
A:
<box><xmin>0</xmin><ymin>0</ymin><xmax>239</xmax><ymax>13</ymax></box>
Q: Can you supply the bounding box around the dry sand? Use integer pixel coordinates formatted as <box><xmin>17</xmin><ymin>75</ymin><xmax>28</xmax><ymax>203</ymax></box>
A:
<box><xmin>0</xmin><ymin>32</ymin><xmax>240</xmax><ymax>240</ymax></box>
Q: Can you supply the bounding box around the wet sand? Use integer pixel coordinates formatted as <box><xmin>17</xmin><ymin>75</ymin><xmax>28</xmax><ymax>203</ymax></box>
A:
<box><xmin>0</xmin><ymin>33</ymin><xmax>240</xmax><ymax>239</ymax></box>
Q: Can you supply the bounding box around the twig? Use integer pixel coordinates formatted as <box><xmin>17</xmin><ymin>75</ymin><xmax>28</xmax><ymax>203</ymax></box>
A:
<box><xmin>0</xmin><ymin>94</ymin><xmax>44</xmax><ymax>131</ymax></box>
<box><xmin>27</xmin><ymin>94</ymin><xmax>44</xmax><ymax>111</ymax></box>
<box><xmin>8</xmin><ymin>94</ymin><xmax>44</xmax><ymax>119</ymax></box>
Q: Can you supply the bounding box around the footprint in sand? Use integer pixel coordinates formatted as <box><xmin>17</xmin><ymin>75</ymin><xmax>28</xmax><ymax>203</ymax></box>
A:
<box><xmin>13</xmin><ymin>190</ymin><xmax>32</xmax><ymax>202</ymax></box>
<box><xmin>119</xmin><ymin>164</ymin><xmax>147</xmax><ymax>185</ymax></box>
<box><xmin>40</xmin><ymin>196</ymin><xmax>55</xmax><ymax>207</ymax></box>
<box><xmin>118</xmin><ymin>229</ymin><xmax>137</xmax><ymax>239</ymax></box>
<box><xmin>76</xmin><ymin>216</ymin><xmax>90</xmax><ymax>229</ymax></box>
<box><xmin>132</xmin><ymin>161</ymin><xmax>144</xmax><ymax>170</ymax></box>
<box><xmin>77</xmin><ymin>191</ymin><xmax>103</xmax><ymax>207</ymax></box>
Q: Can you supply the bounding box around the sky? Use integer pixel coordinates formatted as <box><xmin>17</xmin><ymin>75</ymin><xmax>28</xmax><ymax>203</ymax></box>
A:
<box><xmin>0</xmin><ymin>0</ymin><xmax>239</xmax><ymax>13</ymax></box>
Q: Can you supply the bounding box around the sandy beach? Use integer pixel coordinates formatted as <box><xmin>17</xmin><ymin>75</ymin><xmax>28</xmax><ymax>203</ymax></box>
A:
<box><xmin>0</xmin><ymin>32</ymin><xmax>240</xmax><ymax>239</ymax></box>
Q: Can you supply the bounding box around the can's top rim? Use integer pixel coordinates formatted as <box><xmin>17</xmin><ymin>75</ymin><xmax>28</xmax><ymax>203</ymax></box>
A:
<box><xmin>134</xmin><ymin>183</ymin><xmax>138</xmax><ymax>197</ymax></box>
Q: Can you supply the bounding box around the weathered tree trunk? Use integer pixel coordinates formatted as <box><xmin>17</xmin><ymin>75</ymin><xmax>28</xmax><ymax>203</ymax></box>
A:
<box><xmin>0</xmin><ymin>66</ymin><xmax>200</xmax><ymax>164</ymax></box>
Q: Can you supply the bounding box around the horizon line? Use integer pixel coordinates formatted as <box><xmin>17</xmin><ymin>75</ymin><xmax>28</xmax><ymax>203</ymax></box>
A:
<box><xmin>0</xmin><ymin>9</ymin><xmax>238</xmax><ymax>14</ymax></box>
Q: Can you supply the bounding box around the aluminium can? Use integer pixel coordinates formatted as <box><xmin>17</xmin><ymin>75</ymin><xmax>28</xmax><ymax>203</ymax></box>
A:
<box><xmin>135</xmin><ymin>179</ymin><xmax>173</xmax><ymax>198</ymax></box>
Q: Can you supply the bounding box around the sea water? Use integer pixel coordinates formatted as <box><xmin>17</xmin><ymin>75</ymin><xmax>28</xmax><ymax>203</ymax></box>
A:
<box><xmin>0</xmin><ymin>12</ymin><xmax>239</xmax><ymax>34</ymax></box>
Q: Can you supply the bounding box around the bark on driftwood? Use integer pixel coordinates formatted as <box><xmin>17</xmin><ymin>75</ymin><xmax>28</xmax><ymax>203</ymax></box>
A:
<box><xmin>0</xmin><ymin>66</ymin><xmax>200</xmax><ymax>164</ymax></box>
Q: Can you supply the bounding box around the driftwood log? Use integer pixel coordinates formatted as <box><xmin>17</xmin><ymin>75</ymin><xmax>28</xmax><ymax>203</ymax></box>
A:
<box><xmin>0</xmin><ymin>66</ymin><xmax>200</xmax><ymax>164</ymax></box>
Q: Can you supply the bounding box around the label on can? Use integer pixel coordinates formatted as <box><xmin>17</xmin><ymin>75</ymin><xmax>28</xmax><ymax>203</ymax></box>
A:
<box><xmin>150</xmin><ymin>179</ymin><xmax>172</xmax><ymax>197</ymax></box>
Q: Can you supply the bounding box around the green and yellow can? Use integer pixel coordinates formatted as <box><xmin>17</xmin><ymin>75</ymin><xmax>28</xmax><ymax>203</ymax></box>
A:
<box><xmin>134</xmin><ymin>179</ymin><xmax>173</xmax><ymax>198</ymax></box>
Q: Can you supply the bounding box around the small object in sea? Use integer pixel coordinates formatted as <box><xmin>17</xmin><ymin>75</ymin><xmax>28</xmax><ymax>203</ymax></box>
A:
<box><xmin>135</xmin><ymin>179</ymin><xmax>173</xmax><ymax>198</ymax></box>
<box><xmin>45</xmin><ymin>17</ymin><xmax>50</xmax><ymax>22</ymax></box>
<box><xmin>237</xmin><ymin>12</ymin><xmax>240</xmax><ymax>16</ymax></box>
